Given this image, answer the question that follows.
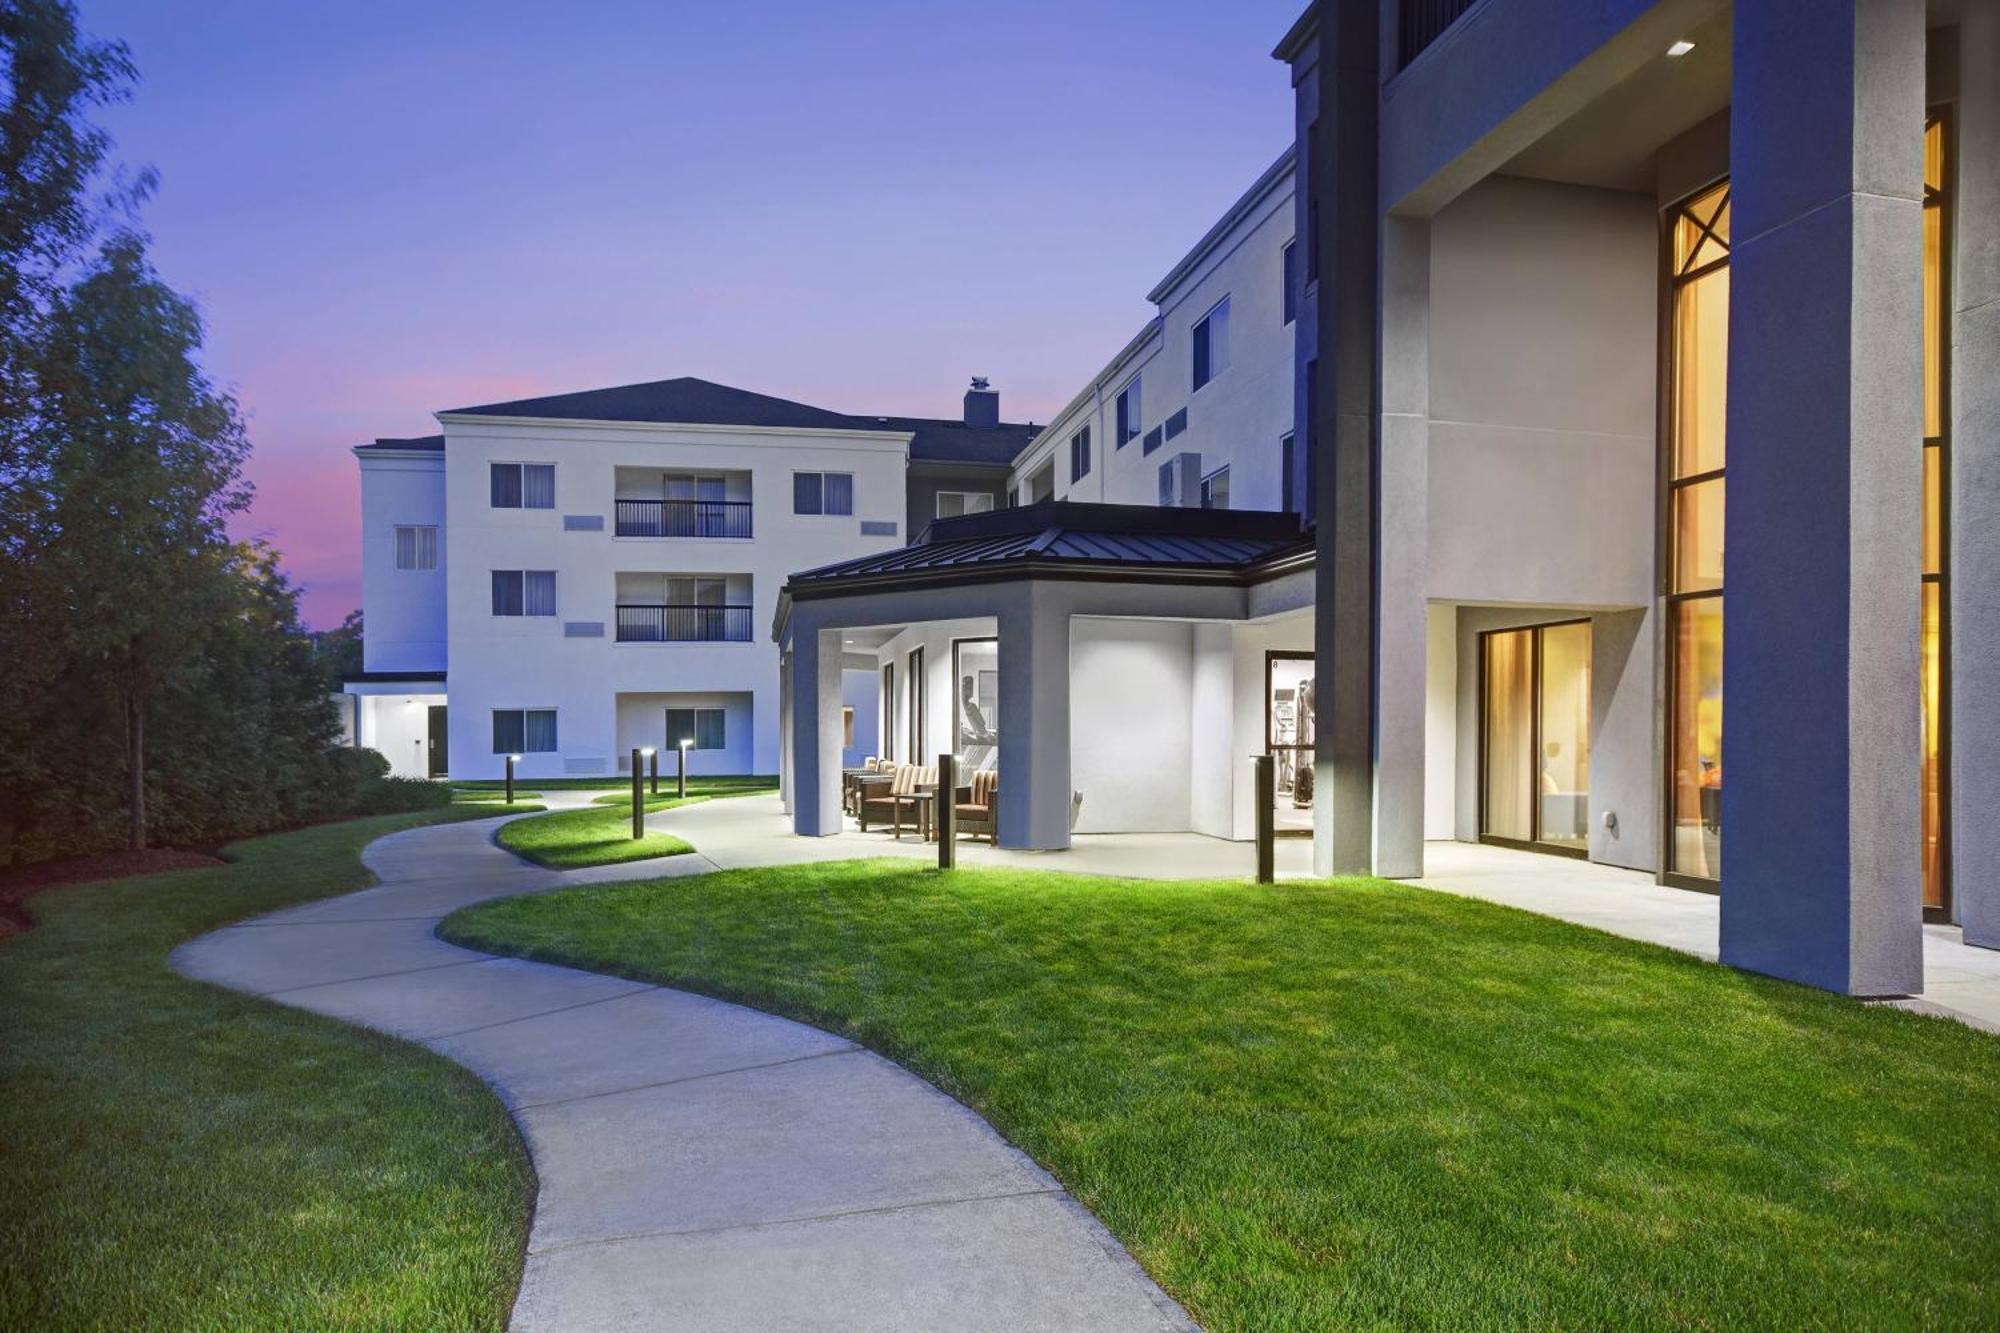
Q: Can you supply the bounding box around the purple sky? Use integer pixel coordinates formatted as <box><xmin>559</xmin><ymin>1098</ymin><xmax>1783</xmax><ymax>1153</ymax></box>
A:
<box><xmin>86</xmin><ymin>0</ymin><xmax>1302</xmax><ymax>627</ymax></box>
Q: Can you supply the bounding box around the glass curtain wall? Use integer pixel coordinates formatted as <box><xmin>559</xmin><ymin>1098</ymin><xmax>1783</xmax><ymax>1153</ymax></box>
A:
<box><xmin>1665</xmin><ymin>182</ymin><xmax>1730</xmax><ymax>884</ymax></box>
<box><xmin>1922</xmin><ymin>113</ymin><xmax>1950</xmax><ymax>915</ymax></box>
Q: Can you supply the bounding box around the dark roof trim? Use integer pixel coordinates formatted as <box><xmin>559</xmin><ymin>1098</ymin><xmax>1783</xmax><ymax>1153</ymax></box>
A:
<box><xmin>1146</xmin><ymin>146</ymin><xmax>1298</xmax><ymax>305</ymax></box>
<box><xmin>1271</xmin><ymin>3</ymin><xmax>1318</xmax><ymax>62</ymax></box>
<box><xmin>356</xmin><ymin>435</ymin><xmax>444</xmax><ymax>453</ymax></box>
<box><xmin>785</xmin><ymin>543</ymin><xmax>1314</xmax><ymax>604</ymax></box>
<box><xmin>342</xmin><ymin>670</ymin><xmax>447</xmax><ymax>684</ymax></box>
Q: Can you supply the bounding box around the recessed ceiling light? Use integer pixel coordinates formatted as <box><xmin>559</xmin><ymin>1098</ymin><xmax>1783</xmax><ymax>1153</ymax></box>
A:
<box><xmin>1666</xmin><ymin>39</ymin><xmax>1695</xmax><ymax>57</ymax></box>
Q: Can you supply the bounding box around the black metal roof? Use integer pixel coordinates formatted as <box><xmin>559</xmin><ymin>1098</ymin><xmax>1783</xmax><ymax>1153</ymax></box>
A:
<box><xmin>787</xmin><ymin>501</ymin><xmax>1310</xmax><ymax>595</ymax></box>
<box><xmin>868</xmin><ymin>416</ymin><xmax>1039</xmax><ymax>467</ymax></box>
<box><xmin>355</xmin><ymin>434</ymin><xmax>444</xmax><ymax>453</ymax></box>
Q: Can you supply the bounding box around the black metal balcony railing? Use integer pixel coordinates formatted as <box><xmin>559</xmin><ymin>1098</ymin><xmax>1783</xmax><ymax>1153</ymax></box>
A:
<box><xmin>615</xmin><ymin>604</ymin><xmax>754</xmax><ymax>643</ymax></box>
<box><xmin>1399</xmin><ymin>0</ymin><xmax>1480</xmax><ymax>68</ymax></box>
<box><xmin>614</xmin><ymin>499</ymin><xmax>752</xmax><ymax>538</ymax></box>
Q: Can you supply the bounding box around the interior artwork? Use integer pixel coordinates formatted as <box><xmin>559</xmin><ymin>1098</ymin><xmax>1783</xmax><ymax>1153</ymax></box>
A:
<box><xmin>954</xmin><ymin>639</ymin><xmax>999</xmax><ymax>772</ymax></box>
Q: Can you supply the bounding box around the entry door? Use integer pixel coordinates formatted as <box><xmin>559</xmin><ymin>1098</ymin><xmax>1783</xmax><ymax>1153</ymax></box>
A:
<box><xmin>427</xmin><ymin>705</ymin><xmax>449</xmax><ymax>778</ymax></box>
<box><xmin>1265</xmin><ymin>652</ymin><xmax>1315</xmax><ymax>837</ymax></box>
<box><xmin>1480</xmin><ymin>622</ymin><xmax>1591</xmax><ymax>856</ymax></box>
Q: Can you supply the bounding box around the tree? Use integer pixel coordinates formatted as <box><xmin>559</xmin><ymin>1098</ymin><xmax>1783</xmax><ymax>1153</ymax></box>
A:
<box><xmin>313</xmin><ymin>608</ymin><xmax>364</xmax><ymax>681</ymax></box>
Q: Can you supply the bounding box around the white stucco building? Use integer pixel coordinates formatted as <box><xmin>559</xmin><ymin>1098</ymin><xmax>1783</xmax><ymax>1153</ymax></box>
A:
<box><xmin>344</xmin><ymin>377</ymin><xmax>1034</xmax><ymax>781</ymax></box>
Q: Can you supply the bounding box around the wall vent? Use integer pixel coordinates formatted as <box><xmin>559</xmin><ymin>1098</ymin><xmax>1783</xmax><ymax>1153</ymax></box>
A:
<box><xmin>563</xmin><ymin>621</ymin><xmax>604</xmax><ymax>638</ymax></box>
<box><xmin>1142</xmin><ymin>425</ymin><xmax>1165</xmax><ymax>455</ymax></box>
<box><xmin>1164</xmin><ymin>407</ymin><xmax>1188</xmax><ymax>441</ymax></box>
<box><xmin>563</xmin><ymin>757</ymin><xmax>606</xmax><ymax>775</ymax></box>
<box><xmin>859</xmin><ymin>520</ymin><xmax>898</xmax><ymax>537</ymax></box>
<box><xmin>562</xmin><ymin>514</ymin><xmax>604</xmax><ymax>531</ymax></box>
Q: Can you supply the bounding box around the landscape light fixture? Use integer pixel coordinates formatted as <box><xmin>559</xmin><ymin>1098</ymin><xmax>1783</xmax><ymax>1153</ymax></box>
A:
<box><xmin>677</xmin><ymin>737</ymin><xmax>691</xmax><ymax>799</ymax></box>
<box><xmin>505</xmin><ymin>753</ymin><xmax>520</xmax><ymax>804</ymax></box>
<box><xmin>1666</xmin><ymin>39</ymin><xmax>1695</xmax><ymax>56</ymax></box>
<box><xmin>641</xmin><ymin>745</ymin><xmax>658</xmax><ymax>796</ymax></box>
<box><xmin>630</xmin><ymin>748</ymin><xmax>644</xmax><ymax>839</ymax></box>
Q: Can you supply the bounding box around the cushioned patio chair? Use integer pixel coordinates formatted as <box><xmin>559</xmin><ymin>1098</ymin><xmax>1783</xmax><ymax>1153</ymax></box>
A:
<box><xmin>953</xmin><ymin>769</ymin><xmax>999</xmax><ymax>845</ymax></box>
<box><xmin>860</xmin><ymin>763</ymin><xmax>933</xmax><ymax>838</ymax></box>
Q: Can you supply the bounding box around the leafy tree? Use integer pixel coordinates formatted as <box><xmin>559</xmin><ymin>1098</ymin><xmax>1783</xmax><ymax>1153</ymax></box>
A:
<box><xmin>313</xmin><ymin>608</ymin><xmax>364</xmax><ymax>680</ymax></box>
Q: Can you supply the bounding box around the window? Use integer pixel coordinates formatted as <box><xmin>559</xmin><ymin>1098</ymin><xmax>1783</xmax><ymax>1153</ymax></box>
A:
<box><xmin>908</xmin><ymin>645</ymin><xmax>926</xmax><ymax>760</ymax></box>
<box><xmin>843</xmin><ymin>707</ymin><xmax>855</xmax><ymax>749</ymax></box>
<box><xmin>1164</xmin><ymin>407</ymin><xmax>1187</xmax><ymax>441</ymax></box>
<box><xmin>1922</xmin><ymin>112</ymin><xmax>1951</xmax><ymax>914</ymax></box>
<box><xmin>1281</xmin><ymin>432</ymin><xmax>1297</xmax><ymax>514</ymax></box>
<box><xmin>1142</xmin><ymin>425</ymin><xmax>1164</xmax><ymax>455</ymax></box>
<box><xmin>490</xmin><ymin>462</ymin><xmax>554</xmax><ymax>509</ymax></box>
<box><xmin>1663</xmin><ymin>180</ymin><xmax>1730</xmax><ymax>885</ymax></box>
<box><xmin>1115</xmin><ymin>378</ymin><xmax>1141</xmax><ymax>447</ymax></box>
<box><xmin>1158</xmin><ymin>460</ymin><xmax>1175</xmax><ymax>506</ymax></box>
<box><xmin>953</xmin><ymin>637</ymin><xmax>998</xmax><ymax>773</ymax></box>
<box><xmin>881</xmin><ymin>662</ymin><xmax>895</xmax><ymax>761</ymax></box>
<box><xmin>794</xmin><ymin>471</ymin><xmax>853</xmax><ymax>515</ymax></box>
<box><xmin>936</xmin><ymin>491</ymin><xmax>994</xmax><ymax>519</ymax></box>
<box><xmin>394</xmin><ymin>525</ymin><xmax>437</xmax><ymax>571</ymax></box>
<box><xmin>491</xmin><ymin>569</ymin><xmax>556</xmax><ymax>617</ymax></box>
<box><xmin>665</xmin><ymin>707</ymin><xmax>726</xmax><ymax>751</ymax></box>
<box><xmin>492</xmin><ymin>708</ymin><xmax>557</xmax><ymax>753</ymax></box>
<box><xmin>1025</xmin><ymin>461</ymin><xmax>1055</xmax><ymax>504</ymax></box>
<box><xmin>1200</xmin><ymin>466</ymin><xmax>1231</xmax><ymax>510</ymax></box>
<box><xmin>1193</xmin><ymin>296</ymin><xmax>1231</xmax><ymax>390</ymax></box>
<box><xmin>1069</xmin><ymin>426</ymin><xmax>1092</xmax><ymax>483</ymax></box>
<box><xmin>1282</xmin><ymin>240</ymin><xmax>1297</xmax><ymax>324</ymax></box>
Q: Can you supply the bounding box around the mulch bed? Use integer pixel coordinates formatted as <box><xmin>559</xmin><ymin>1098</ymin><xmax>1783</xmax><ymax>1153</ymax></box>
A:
<box><xmin>0</xmin><ymin>848</ymin><xmax>227</xmax><ymax>938</ymax></box>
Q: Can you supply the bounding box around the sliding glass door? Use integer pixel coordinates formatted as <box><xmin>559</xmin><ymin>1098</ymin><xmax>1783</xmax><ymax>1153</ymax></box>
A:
<box><xmin>1480</xmin><ymin>621</ymin><xmax>1592</xmax><ymax>857</ymax></box>
<box><xmin>1265</xmin><ymin>652</ymin><xmax>1315</xmax><ymax>837</ymax></box>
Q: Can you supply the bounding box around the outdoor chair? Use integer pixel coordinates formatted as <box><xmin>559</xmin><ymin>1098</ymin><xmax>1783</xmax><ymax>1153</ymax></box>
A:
<box><xmin>859</xmin><ymin>763</ymin><xmax>934</xmax><ymax>838</ymax></box>
<box><xmin>953</xmin><ymin>769</ymin><xmax>999</xmax><ymax>844</ymax></box>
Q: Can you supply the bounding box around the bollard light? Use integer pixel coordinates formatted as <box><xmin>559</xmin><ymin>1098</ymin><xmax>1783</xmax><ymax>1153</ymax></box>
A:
<box><xmin>505</xmin><ymin>753</ymin><xmax>520</xmax><ymax>805</ymax></box>
<box><xmin>630</xmin><ymin>748</ymin><xmax>644</xmax><ymax>839</ymax></box>
<box><xmin>1252</xmin><ymin>753</ymin><xmax>1276</xmax><ymax>884</ymax></box>
<box><xmin>936</xmin><ymin>751</ymin><xmax>957</xmax><ymax>870</ymax></box>
<box><xmin>641</xmin><ymin>745</ymin><xmax>658</xmax><ymax>798</ymax></box>
<box><xmin>677</xmin><ymin>737</ymin><xmax>691</xmax><ymax>799</ymax></box>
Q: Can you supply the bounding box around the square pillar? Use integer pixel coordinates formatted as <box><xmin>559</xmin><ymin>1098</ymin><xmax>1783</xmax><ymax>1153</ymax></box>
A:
<box><xmin>1951</xmin><ymin>1</ymin><xmax>2000</xmax><ymax>946</ymax></box>
<box><xmin>778</xmin><ymin>651</ymin><xmax>793</xmax><ymax>815</ymax></box>
<box><xmin>996</xmin><ymin>587</ymin><xmax>1071</xmax><ymax>850</ymax></box>
<box><xmin>1373</xmin><ymin>213</ymin><xmax>1430</xmax><ymax>879</ymax></box>
<box><xmin>1720</xmin><ymin>0</ymin><xmax>1926</xmax><ymax>994</ymax></box>
<box><xmin>788</xmin><ymin>625</ymin><xmax>845</xmax><ymax>836</ymax></box>
<box><xmin>1312</xmin><ymin>0</ymin><xmax>1381</xmax><ymax>877</ymax></box>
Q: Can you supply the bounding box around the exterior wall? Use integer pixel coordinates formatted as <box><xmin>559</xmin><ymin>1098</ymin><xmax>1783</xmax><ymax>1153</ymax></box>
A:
<box><xmin>1423</xmin><ymin>175</ymin><xmax>1657</xmax><ymax>608</ymax></box>
<box><xmin>1008</xmin><ymin>153</ymin><xmax>1297</xmax><ymax>515</ymax></box>
<box><xmin>870</xmin><ymin>618</ymin><xmax>999</xmax><ymax>768</ymax></box>
<box><xmin>840</xmin><ymin>668</ymin><xmax>877</xmax><ymax>768</ymax></box>
<box><xmin>437</xmin><ymin>415</ymin><xmax>907</xmax><ymax>780</ymax></box>
<box><xmin>353</xmin><ymin>691</ymin><xmax>445</xmax><ymax>779</ymax></box>
<box><xmin>356</xmin><ymin>452</ymin><xmax>447</xmax><ymax>672</ymax></box>
<box><xmin>906</xmin><ymin>462</ymin><xmax>1006</xmax><ymax>539</ymax></box>
<box><xmin>612</xmin><ymin>691</ymin><xmax>756</xmax><ymax>777</ymax></box>
<box><xmin>1227</xmin><ymin>614</ymin><xmax>1315</xmax><ymax>841</ymax></box>
<box><xmin>1069</xmin><ymin>619</ymin><xmax>1196</xmax><ymax>833</ymax></box>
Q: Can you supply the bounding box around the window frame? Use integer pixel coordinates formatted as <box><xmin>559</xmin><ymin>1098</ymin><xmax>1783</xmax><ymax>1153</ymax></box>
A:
<box><xmin>935</xmin><ymin>490</ymin><xmax>994</xmax><ymax>520</ymax></box>
<box><xmin>1199</xmin><ymin>465</ymin><xmax>1231</xmax><ymax>510</ymax></box>
<box><xmin>491</xmin><ymin>568</ymin><xmax>557</xmax><ymax>617</ymax></box>
<box><xmin>1069</xmin><ymin>425</ymin><xmax>1092</xmax><ymax>483</ymax></box>
<box><xmin>1193</xmin><ymin>294</ymin><xmax>1231</xmax><ymax>391</ymax></box>
<box><xmin>394</xmin><ymin>524</ymin><xmax>438</xmax><ymax>572</ymax></box>
<box><xmin>491</xmin><ymin>707</ymin><xmax>558</xmax><ymax>754</ymax></box>
<box><xmin>793</xmin><ymin>470</ymin><xmax>854</xmax><ymax>516</ymax></box>
<box><xmin>1114</xmin><ymin>377</ymin><xmax>1141</xmax><ymax>447</ymax></box>
<box><xmin>489</xmin><ymin>461</ymin><xmax>555</xmax><ymax>510</ymax></box>
<box><xmin>664</xmin><ymin>705</ymin><xmax>727</xmax><ymax>752</ymax></box>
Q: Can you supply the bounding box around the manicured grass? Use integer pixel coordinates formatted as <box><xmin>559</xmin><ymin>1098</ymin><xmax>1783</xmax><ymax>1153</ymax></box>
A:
<box><xmin>444</xmin><ymin>859</ymin><xmax>2000</xmax><ymax>1331</ymax></box>
<box><xmin>0</xmin><ymin>802</ymin><xmax>544</xmax><ymax>1330</ymax></box>
<box><xmin>496</xmin><ymin>777</ymin><xmax>774</xmax><ymax>870</ymax></box>
<box><xmin>458</xmin><ymin>774</ymin><xmax>776</xmax><ymax>792</ymax></box>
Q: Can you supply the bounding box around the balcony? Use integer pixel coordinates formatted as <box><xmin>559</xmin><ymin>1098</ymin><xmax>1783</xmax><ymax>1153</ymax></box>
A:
<box><xmin>614</xmin><ymin>498</ymin><xmax>753</xmax><ymax>539</ymax></box>
<box><xmin>615</xmin><ymin>603</ymin><xmax>754</xmax><ymax>643</ymax></box>
<box><xmin>1399</xmin><ymin>0</ymin><xmax>1480</xmax><ymax>68</ymax></box>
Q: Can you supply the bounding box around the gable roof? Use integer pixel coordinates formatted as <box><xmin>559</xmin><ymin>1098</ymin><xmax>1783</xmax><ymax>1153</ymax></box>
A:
<box><xmin>431</xmin><ymin>375</ymin><xmax>1040</xmax><ymax>466</ymax></box>
<box><xmin>443</xmin><ymin>376</ymin><xmax>864</xmax><ymax>431</ymax></box>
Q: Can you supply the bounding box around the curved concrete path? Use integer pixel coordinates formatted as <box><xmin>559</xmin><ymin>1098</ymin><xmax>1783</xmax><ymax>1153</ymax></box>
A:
<box><xmin>171</xmin><ymin>796</ymin><xmax>1195</xmax><ymax>1332</ymax></box>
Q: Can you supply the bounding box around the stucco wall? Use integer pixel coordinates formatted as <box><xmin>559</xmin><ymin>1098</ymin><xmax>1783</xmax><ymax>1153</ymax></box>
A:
<box><xmin>357</xmin><ymin>452</ymin><xmax>447</xmax><ymax>672</ymax></box>
<box><xmin>613</xmin><ymin>691</ymin><xmax>756</xmax><ymax>778</ymax></box>
<box><xmin>1069</xmin><ymin>619</ymin><xmax>1196</xmax><ymax>833</ymax></box>
<box><xmin>437</xmin><ymin>416</ymin><xmax>908</xmax><ymax>780</ymax></box>
<box><xmin>1425</xmin><ymin>175</ymin><xmax>1657</xmax><ymax>609</ymax></box>
<box><xmin>355</xmin><ymin>692</ymin><xmax>444</xmax><ymax>780</ymax></box>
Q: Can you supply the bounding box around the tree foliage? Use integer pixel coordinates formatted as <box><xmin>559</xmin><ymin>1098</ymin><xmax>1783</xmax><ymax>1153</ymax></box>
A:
<box><xmin>0</xmin><ymin>1</ymin><xmax>385</xmax><ymax>866</ymax></box>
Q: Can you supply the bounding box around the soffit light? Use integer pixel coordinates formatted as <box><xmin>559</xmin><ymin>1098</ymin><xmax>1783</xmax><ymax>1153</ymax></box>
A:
<box><xmin>1666</xmin><ymin>39</ymin><xmax>1695</xmax><ymax>57</ymax></box>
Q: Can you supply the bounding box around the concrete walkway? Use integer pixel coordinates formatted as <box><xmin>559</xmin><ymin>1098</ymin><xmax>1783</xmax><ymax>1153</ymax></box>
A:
<box><xmin>171</xmin><ymin>795</ymin><xmax>1195</xmax><ymax>1333</ymax></box>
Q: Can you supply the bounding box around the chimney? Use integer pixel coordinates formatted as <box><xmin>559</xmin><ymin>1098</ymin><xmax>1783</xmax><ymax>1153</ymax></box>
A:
<box><xmin>963</xmin><ymin>376</ymin><xmax>999</xmax><ymax>429</ymax></box>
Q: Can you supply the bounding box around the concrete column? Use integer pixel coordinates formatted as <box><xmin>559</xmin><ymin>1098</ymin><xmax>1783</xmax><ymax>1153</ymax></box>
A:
<box><xmin>1374</xmin><ymin>213</ymin><xmax>1429</xmax><ymax>878</ymax></box>
<box><xmin>997</xmin><ymin>586</ymin><xmax>1072</xmax><ymax>850</ymax></box>
<box><xmin>1952</xmin><ymin>0</ymin><xmax>2000</xmax><ymax>946</ymax></box>
<box><xmin>1312</xmin><ymin>0</ymin><xmax>1381</xmax><ymax>877</ymax></box>
<box><xmin>788</xmin><ymin>624</ymin><xmax>845</xmax><ymax>837</ymax></box>
<box><xmin>777</xmin><ymin>651</ymin><xmax>793</xmax><ymax>815</ymax></box>
<box><xmin>1720</xmin><ymin>0</ymin><xmax>1926</xmax><ymax>994</ymax></box>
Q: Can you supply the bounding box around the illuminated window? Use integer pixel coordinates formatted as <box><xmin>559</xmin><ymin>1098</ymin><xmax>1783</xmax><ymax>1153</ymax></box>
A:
<box><xmin>1664</xmin><ymin>181</ymin><xmax>1729</xmax><ymax>883</ymax></box>
<box><xmin>1921</xmin><ymin>113</ymin><xmax>1950</xmax><ymax>913</ymax></box>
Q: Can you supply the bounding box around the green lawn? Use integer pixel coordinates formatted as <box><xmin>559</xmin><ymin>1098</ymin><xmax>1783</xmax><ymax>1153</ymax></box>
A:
<box><xmin>0</xmin><ymin>799</ymin><xmax>543</xmax><ymax>1330</ymax></box>
<box><xmin>495</xmin><ymin>776</ymin><xmax>775</xmax><ymax>870</ymax></box>
<box><xmin>457</xmin><ymin>774</ymin><xmax>777</xmax><ymax>793</ymax></box>
<box><xmin>443</xmin><ymin>859</ymin><xmax>2000</xmax><ymax>1331</ymax></box>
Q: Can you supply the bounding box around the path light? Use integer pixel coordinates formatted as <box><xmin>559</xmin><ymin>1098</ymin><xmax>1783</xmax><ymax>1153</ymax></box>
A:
<box><xmin>641</xmin><ymin>745</ymin><xmax>658</xmax><ymax>797</ymax></box>
<box><xmin>677</xmin><ymin>737</ymin><xmax>691</xmax><ymax>800</ymax></box>
<box><xmin>1252</xmin><ymin>754</ymin><xmax>1275</xmax><ymax>884</ymax></box>
<box><xmin>506</xmin><ymin>753</ymin><xmax>521</xmax><ymax>805</ymax></box>
<box><xmin>630</xmin><ymin>748</ymin><xmax>644</xmax><ymax>839</ymax></box>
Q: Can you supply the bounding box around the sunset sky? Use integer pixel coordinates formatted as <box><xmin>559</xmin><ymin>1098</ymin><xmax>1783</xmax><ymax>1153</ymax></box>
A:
<box><xmin>86</xmin><ymin>0</ymin><xmax>1302</xmax><ymax>627</ymax></box>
